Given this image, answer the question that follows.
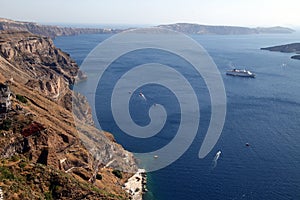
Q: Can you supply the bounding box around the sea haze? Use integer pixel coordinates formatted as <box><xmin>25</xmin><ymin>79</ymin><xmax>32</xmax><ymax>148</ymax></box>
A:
<box><xmin>54</xmin><ymin>31</ymin><xmax>300</xmax><ymax>200</ymax></box>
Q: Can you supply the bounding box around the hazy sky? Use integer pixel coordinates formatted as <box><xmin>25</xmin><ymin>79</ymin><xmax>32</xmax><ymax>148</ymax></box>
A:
<box><xmin>1</xmin><ymin>0</ymin><xmax>300</xmax><ymax>27</ymax></box>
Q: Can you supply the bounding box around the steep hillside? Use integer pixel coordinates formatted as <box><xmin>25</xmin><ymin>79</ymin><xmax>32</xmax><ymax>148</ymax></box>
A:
<box><xmin>0</xmin><ymin>31</ymin><xmax>138</xmax><ymax>200</ymax></box>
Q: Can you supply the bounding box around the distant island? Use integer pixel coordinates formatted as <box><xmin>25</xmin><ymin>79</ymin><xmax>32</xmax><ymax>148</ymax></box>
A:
<box><xmin>0</xmin><ymin>18</ymin><xmax>295</xmax><ymax>38</ymax></box>
<box><xmin>261</xmin><ymin>43</ymin><xmax>300</xmax><ymax>60</ymax></box>
<box><xmin>157</xmin><ymin>23</ymin><xmax>295</xmax><ymax>35</ymax></box>
<box><xmin>0</xmin><ymin>18</ymin><xmax>121</xmax><ymax>38</ymax></box>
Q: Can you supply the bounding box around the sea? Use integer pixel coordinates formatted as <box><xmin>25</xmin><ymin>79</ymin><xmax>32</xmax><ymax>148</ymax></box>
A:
<box><xmin>54</xmin><ymin>31</ymin><xmax>300</xmax><ymax>200</ymax></box>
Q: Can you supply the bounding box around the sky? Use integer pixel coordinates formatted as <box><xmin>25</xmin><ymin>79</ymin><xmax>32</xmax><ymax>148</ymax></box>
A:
<box><xmin>1</xmin><ymin>0</ymin><xmax>300</xmax><ymax>27</ymax></box>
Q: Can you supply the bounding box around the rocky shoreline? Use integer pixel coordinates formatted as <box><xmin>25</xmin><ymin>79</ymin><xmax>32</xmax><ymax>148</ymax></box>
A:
<box><xmin>123</xmin><ymin>169</ymin><xmax>147</xmax><ymax>200</ymax></box>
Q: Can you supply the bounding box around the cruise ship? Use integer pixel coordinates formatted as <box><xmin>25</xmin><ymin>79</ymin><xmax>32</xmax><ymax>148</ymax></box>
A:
<box><xmin>226</xmin><ymin>69</ymin><xmax>255</xmax><ymax>78</ymax></box>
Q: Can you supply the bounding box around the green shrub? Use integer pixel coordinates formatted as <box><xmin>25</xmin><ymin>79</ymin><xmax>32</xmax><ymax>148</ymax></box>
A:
<box><xmin>112</xmin><ymin>169</ymin><xmax>122</xmax><ymax>179</ymax></box>
<box><xmin>0</xmin><ymin>166</ymin><xmax>15</xmax><ymax>180</ymax></box>
<box><xmin>16</xmin><ymin>94</ymin><xmax>27</xmax><ymax>103</ymax></box>
<box><xmin>26</xmin><ymin>174</ymin><xmax>33</xmax><ymax>181</ymax></box>
<box><xmin>44</xmin><ymin>192</ymin><xmax>53</xmax><ymax>200</ymax></box>
<box><xmin>0</xmin><ymin>119</ymin><xmax>12</xmax><ymax>131</ymax></box>
<box><xmin>19</xmin><ymin>162</ymin><xmax>27</xmax><ymax>169</ymax></box>
<box><xmin>11</xmin><ymin>155</ymin><xmax>20</xmax><ymax>162</ymax></box>
<box><xmin>96</xmin><ymin>174</ymin><xmax>102</xmax><ymax>180</ymax></box>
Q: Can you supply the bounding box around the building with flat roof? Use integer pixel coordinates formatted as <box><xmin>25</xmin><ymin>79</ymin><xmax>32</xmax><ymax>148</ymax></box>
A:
<box><xmin>0</xmin><ymin>83</ymin><xmax>12</xmax><ymax>114</ymax></box>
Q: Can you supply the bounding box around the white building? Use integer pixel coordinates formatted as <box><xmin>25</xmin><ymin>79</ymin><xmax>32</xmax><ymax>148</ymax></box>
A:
<box><xmin>0</xmin><ymin>187</ymin><xmax>3</xmax><ymax>200</ymax></box>
<box><xmin>0</xmin><ymin>83</ymin><xmax>11</xmax><ymax>114</ymax></box>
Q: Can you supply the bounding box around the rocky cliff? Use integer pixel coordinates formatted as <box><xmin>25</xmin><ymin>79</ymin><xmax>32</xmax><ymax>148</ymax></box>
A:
<box><xmin>0</xmin><ymin>18</ymin><xmax>120</xmax><ymax>38</ymax></box>
<box><xmin>0</xmin><ymin>30</ymin><xmax>138</xmax><ymax>200</ymax></box>
<box><xmin>0</xmin><ymin>30</ymin><xmax>89</xmax><ymax>118</ymax></box>
<box><xmin>157</xmin><ymin>23</ymin><xmax>294</xmax><ymax>35</ymax></box>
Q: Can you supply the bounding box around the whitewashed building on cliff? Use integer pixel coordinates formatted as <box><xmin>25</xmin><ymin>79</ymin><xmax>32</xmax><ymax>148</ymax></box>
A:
<box><xmin>0</xmin><ymin>187</ymin><xmax>3</xmax><ymax>200</ymax></box>
<box><xmin>0</xmin><ymin>83</ymin><xmax>12</xmax><ymax>114</ymax></box>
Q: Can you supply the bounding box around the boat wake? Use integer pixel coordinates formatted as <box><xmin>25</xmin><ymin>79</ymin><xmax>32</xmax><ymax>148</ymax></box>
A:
<box><xmin>211</xmin><ymin>150</ymin><xmax>221</xmax><ymax>169</ymax></box>
<box><xmin>139</xmin><ymin>92</ymin><xmax>147</xmax><ymax>101</ymax></box>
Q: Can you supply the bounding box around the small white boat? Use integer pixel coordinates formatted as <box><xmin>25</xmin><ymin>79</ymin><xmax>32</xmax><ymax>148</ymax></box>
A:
<box><xmin>226</xmin><ymin>69</ymin><xmax>255</xmax><ymax>78</ymax></box>
<box><xmin>139</xmin><ymin>92</ymin><xmax>147</xmax><ymax>100</ymax></box>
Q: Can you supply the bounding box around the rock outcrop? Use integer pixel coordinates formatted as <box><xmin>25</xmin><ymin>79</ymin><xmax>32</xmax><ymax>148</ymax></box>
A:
<box><xmin>0</xmin><ymin>30</ymin><xmax>138</xmax><ymax>200</ymax></box>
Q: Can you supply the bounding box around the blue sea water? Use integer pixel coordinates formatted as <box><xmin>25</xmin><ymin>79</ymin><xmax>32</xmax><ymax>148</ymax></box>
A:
<box><xmin>54</xmin><ymin>32</ymin><xmax>300</xmax><ymax>200</ymax></box>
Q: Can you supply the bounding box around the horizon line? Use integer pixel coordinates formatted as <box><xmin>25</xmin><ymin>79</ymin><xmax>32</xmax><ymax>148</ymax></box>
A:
<box><xmin>1</xmin><ymin>17</ymin><xmax>299</xmax><ymax>29</ymax></box>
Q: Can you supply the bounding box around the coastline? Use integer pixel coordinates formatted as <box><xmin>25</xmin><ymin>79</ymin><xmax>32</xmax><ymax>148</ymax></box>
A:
<box><xmin>123</xmin><ymin>169</ymin><xmax>147</xmax><ymax>200</ymax></box>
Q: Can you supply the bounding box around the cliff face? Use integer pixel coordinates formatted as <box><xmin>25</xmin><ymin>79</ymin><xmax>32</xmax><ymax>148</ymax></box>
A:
<box><xmin>0</xmin><ymin>18</ymin><xmax>120</xmax><ymax>38</ymax></box>
<box><xmin>0</xmin><ymin>31</ymin><xmax>138</xmax><ymax>200</ymax></box>
<box><xmin>0</xmin><ymin>30</ymin><xmax>83</xmax><ymax>92</ymax></box>
<box><xmin>0</xmin><ymin>30</ymin><xmax>91</xmax><ymax>121</ymax></box>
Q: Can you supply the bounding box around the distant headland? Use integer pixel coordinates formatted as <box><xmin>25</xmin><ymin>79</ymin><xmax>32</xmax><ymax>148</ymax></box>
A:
<box><xmin>157</xmin><ymin>23</ymin><xmax>294</xmax><ymax>35</ymax></box>
<box><xmin>261</xmin><ymin>43</ymin><xmax>300</xmax><ymax>60</ymax></box>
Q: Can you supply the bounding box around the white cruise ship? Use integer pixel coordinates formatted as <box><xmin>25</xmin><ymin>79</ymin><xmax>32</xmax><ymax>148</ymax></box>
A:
<box><xmin>226</xmin><ymin>69</ymin><xmax>255</xmax><ymax>78</ymax></box>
